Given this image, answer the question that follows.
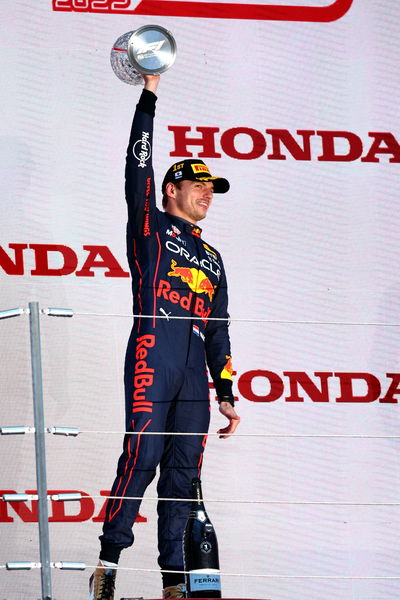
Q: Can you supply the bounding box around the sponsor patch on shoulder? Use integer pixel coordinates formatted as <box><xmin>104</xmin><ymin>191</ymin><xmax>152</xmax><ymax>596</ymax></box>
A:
<box><xmin>203</xmin><ymin>243</ymin><xmax>217</xmax><ymax>256</ymax></box>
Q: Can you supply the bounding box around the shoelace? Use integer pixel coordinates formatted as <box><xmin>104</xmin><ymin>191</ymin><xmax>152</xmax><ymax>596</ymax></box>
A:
<box><xmin>99</xmin><ymin>570</ymin><xmax>115</xmax><ymax>598</ymax></box>
<box><xmin>164</xmin><ymin>584</ymin><xmax>185</xmax><ymax>599</ymax></box>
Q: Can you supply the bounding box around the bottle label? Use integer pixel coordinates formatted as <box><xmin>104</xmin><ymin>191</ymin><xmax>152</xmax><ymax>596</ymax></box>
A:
<box><xmin>189</xmin><ymin>572</ymin><xmax>221</xmax><ymax>592</ymax></box>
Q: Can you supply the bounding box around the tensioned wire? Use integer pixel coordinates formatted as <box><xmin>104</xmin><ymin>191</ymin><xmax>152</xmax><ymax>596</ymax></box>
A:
<box><xmin>3</xmin><ymin>314</ymin><xmax>400</xmax><ymax>586</ymax></box>
<box><xmin>1</xmin><ymin>563</ymin><xmax>400</xmax><ymax>580</ymax></box>
<box><xmin>42</xmin><ymin>308</ymin><xmax>400</xmax><ymax>439</ymax></box>
<box><xmin>13</xmin><ymin>428</ymin><xmax>400</xmax><ymax>439</ymax></box>
<box><xmin>76</xmin><ymin>431</ymin><xmax>400</xmax><ymax>438</ymax></box>
<box><xmin>7</xmin><ymin>491</ymin><xmax>400</xmax><ymax>506</ymax></box>
<box><xmin>71</xmin><ymin>311</ymin><xmax>400</xmax><ymax>326</ymax></box>
<box><xmin>34</xmin><ymin>310</ymin><xmax>400</xmax><ymax>578</ymax></box>
<box><xmin>25</xmin><ymin>305</ymin><xmax>400</xmax><ymax>505</ymax></box>
<box><xmin>61</xmin><ymin>495</ymin><xmax>400</xmax><ymax>507</ymax></box>
<box><xmin>13</xmin><ymin>429</ymin><xmax>400</xmax><ymax>438</ymax></box>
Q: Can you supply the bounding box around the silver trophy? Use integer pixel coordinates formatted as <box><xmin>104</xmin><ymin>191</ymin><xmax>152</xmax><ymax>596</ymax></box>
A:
<box><xmin>110</xmin><ymin>25</ymin><xmax>177</xmax><ymax>85</ymax></box>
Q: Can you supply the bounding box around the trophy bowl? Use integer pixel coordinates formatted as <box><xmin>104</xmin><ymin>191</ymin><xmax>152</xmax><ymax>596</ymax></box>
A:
<box><xmin>110</xmin><ymin>25</ymin><xmax>177</xmax><ymax>85</ymax></box>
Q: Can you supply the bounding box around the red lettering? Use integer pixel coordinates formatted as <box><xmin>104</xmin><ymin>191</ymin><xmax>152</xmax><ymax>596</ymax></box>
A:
<box><xmin>133</xmin><ymin>335</ymin><xmax>155</xmax><ymax>408</ymax></box>
<box><xmin>238</xmin><ymin>370</ymin><xmax>284</xmax><ymax>402</ymax></box>
<box><xmin>92</xmin><ymin>491</ymin><xmax>147</xmax><ymax>523</ymax></box>
<box><xmin>0</xmin><ymin>491</ymin><xmax>35</xmax><ymax>522</ymax></box>
<box><xmin>92</xmin><ymin>490</ymin><xmax>111</xmax><ymax>522</ymax></box>
<box><xmin>284</xmin><ymin>371</ymin><xmax>333</xmax><ymax>402</ymax></box>
<box><xmin>0</xmin><ymin>243</ymin><xmax>129</xmax><ymax>278</ymax></box>
<box><xmin>143</xmin><ymin>177</ymin><xmax>151</xmax><ymax>236</ymax></box>
<box><xmin>380</xmin><ymin>373</ymin><xmax>400</xmax><ymax>404</ymax></box>
<box><xmin>0</xmin><ymin>493</ymin><xmax>14</xmax><ymax>522</ymax></box>
<box><xmin>0</xmin><ymin>244</ymin><xmax>27</xmax><ymax>275</ymax></box>
<box><xmin>133</xmin><ymin>388</ymin><xmax>145</xmax><ymax>401</ymax></box>
<box><xmin>266</xmin><ymin>129</ymin><xmax>314</xmax><ymax>160</ymax></box>
<box><xmin>30</xmin><ymin>244</ymin><xmax>78</xmax><ymax>276</ymax></box>
<box><xmin>143</xmin><ymin>212</ymin><xmax>150</xmax><ymax>237</ymax></box>
<box><xmin>165</xmin><ymin>126</ymin><xmax>400</xmax><ymax>163</ymax></box>
<box><xmin>135</xmin><ymin>359</ymin><xmax>154</xmax><ymax>373</ymax></box>
<box><xmin>0</xmin><ymin>490</ymin><xmax>38</xmax><ymax>522</ymax></box>
<box><xmin>180</xmin><ymin>292</ymin><xmax>192</xmax><ymax>310</ymax></box>
<box><xmin>168</xmin><ymin>126</ymin><xmax>221</xmax><ymax>158</ymax></box>
<box><xmin>169</xmin><ymin>290</ymin><xmax>180</xmax><ymax>303</ymax></box>
<box><xmin>52</xmin><ymin>0</ymin><xmax>353</xmax><ymax>22</ymax></box>
<box><xmin>75</xmin><ymin>245</ymin><xmax>129</xmax><ymax>277</ymax></box>
<box><xmin>136</xmin><ymin>334</ymin><xmax>155</xmax><ymax>354</ymax></box>
<box><xmin>317</xmin><ymin>130</ymin><xmax>364</xmax><ymax>161</ymax></box>
<box><xmin>194</xmin><ymin>297</ymin><xmax>211</xmax><ymax>321</ymax></box>
<box><xmin>0</xmin><ymin>489</ymin><xmax>148</xmax><ymax>523</ymax></box>
<box><xmin>335</xmin><ymin>372</ymin><xmax>381</xmax><ymax>402</ymax></box>
<box><xmin>361</xmin><ymin>132</ymin><xmax>400</xmax><ymax>163</ymax></box>
<box><xmin>157</xmin><ymin>279</ymin><xmax>171</xmax><ymax>299</ymax></box>
<box><xmin>134</xmin><ymin>373</ymin><xmax>153</xmax><ymax>388</ymax></box>
<box><xmin>220</xmin><ymin>127</ymin><xmax>266</xmax><ymax>160</ymax></box>
<box><xmin>136</xmin><ymin>348</ymin><xmax>147</xmax><ymax>360</ymax></box>
<box><xmin>48</xmin><ymin>490</ymin><xmax>94</xmax><ymax>522</ymax></box>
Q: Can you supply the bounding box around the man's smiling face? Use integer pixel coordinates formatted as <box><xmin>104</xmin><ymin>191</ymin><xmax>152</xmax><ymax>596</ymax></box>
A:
<box><xmin>166</xmin><ymin>180</ymin><xmax>214</xmax><ymax>224</ymax></box>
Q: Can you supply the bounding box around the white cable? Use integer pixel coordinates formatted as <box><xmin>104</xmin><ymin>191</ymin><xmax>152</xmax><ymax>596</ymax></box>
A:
<box><xmin>2</xmin><ymin>562</ymin><xmax>399</xmax><ymax>579</ymax></box>
<box><xmin>6</xmin><ymin>428</ymin><xmax>400</xmax><ymax>440</ymax></box>
<box><xmin>7</xmin><ymin>428</ymin><xmax>398</xmax><ymax>439</ymax></box>
<box><xmin>77</xmin><ymin>430</ymin><xmax>400</xmax><ymax>439</ymax></box>
<box><xmin>87</xmin><ymin>495</ymin><xmax>400</xmax><ymax>506</ymax></box>
<box><xmin>72</xmin><ymin>311</ymin><xmax>400</xmax><ymax>327</ymax></box>
<box><xmin>83</xmin><ymin>564</ymin><xmax>400</xmax><ymax>579</ymax></box>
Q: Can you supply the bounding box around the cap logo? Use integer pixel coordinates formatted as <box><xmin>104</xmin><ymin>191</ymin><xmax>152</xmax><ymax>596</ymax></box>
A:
<box><xmin>174</xmin><ymin>170</ymin><xmax>183</xmax><ymax>180</ymax></box>
<box><xmin>191</xmin><ymin>163</ymin><xmax>211</xmax><ymax>175</ymax></box>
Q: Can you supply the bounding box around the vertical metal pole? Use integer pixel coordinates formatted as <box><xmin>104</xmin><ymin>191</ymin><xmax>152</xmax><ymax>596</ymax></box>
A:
<box><xmin>29</xmin><ymin>301</ymin><xmax>52</xmax><ymax>600</ymax></box>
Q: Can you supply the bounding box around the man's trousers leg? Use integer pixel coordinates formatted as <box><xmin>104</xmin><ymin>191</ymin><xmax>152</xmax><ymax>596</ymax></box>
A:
<box><xmin>157</xmin><ymin>367</ymin><xmax>210</xmax><ymax>571</ymax></box>
<box><xmin>100</xmin><ymin>332</ymin><xmax>184</xmax><ymax>558</ymax></box>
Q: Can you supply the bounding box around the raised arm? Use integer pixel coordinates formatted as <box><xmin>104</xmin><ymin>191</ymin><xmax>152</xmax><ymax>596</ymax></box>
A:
<box><xmin>143</xmin><ymin>75</ymin><xmax>160</xmax><ymax>94</ymax></box>
<box><xmin>125</xmin><ymin>75</ymin><xmax>160</xmax><ymax>237</ymax></box>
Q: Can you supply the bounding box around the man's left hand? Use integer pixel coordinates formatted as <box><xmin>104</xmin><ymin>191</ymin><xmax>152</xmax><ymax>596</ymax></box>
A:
<box><xmin>217</xmin><ymin>402</ymin><xmax>240</xmax><ymax>439</ymax></box>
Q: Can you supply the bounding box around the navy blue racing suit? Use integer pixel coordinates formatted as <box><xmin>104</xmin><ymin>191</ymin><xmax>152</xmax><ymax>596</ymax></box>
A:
<box><xmin>100</xmin><ymin>89</ymin><xmax>233</xmax><ymax>573</ymax></box>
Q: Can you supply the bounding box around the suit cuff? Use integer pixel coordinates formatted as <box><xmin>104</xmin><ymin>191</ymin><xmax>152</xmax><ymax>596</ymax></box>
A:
<box><xmin>136</xmin><ymin>89</ymin><xmax>157</xmax><ymax>117</ymax></box>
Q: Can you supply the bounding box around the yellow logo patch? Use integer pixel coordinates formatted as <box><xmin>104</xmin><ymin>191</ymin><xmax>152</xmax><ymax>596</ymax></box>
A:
<box><xmin>191</xmin><ymin>163</ymin><xmax>211</xmax><ymax>175</ymax></box>
<box><xmin>203</xmin><ymin>243</ymin><xmax>217</xmax><ymax>256</ymax></box>
<box><xmin>221</xmin><ymin>356</ymin><xmax>234</xmax><ymax>381</ymax></box>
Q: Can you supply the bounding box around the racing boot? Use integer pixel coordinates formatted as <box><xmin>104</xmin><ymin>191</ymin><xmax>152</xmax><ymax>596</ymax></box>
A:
<box><xmin>162</xmin><ymin>583</ymin><xmax>186</xmax><ymax>599</ymax></box>
<box><xmin>89</xmin><ymin>562</ymin><xmax>117</xmax><ymax>600</ymax></box>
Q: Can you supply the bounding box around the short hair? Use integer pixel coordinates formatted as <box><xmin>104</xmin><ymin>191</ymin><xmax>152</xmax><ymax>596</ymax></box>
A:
<box><xmin>162</xmin><ymin>181</ymin><xmax>182</xmax><ymax>210</ymax></box>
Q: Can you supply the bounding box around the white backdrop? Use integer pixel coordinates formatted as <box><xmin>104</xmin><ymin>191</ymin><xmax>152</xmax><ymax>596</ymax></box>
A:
<box><xmin>2</xmin><ymin>1</ymin><xmax>400</xmax><ymax>598</ymax></box>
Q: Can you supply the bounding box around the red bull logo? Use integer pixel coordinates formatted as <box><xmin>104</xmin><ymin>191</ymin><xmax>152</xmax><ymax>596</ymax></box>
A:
<box><xmin>168</xmin><ymin>259</ymin><xmax>216</xmax><ymax>301</ymax></box>
<box><xmin>221</xmin><ymin>356</ymin><xmax>234</xmax><ymax>381</ymax></box>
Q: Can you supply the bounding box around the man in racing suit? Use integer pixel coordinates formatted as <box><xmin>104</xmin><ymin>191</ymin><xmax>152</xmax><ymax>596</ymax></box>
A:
<box><xmin>90</xmin><ymin>75</ymin><xmax>240</xmax><ymax>600</ymax></box>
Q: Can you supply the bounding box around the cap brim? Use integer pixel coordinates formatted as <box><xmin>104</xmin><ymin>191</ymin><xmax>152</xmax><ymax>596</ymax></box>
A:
<box><xmin>196</xmin><ymin>176</ymin><xmax>230</xmax><ymax>194</ymax></box>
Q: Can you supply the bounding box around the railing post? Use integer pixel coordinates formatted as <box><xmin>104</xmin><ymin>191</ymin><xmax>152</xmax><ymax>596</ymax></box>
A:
<box><xmin>29</xmin><ymin>301</ymin><xmax>52</xmax><ymax>600</ymax></box>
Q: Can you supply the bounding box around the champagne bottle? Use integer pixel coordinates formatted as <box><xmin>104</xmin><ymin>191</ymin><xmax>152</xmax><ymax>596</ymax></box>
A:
<box><xmin>183</xmin><ymin>478</ymin><xmax>222</xmax><ymax>598</ymax></box>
